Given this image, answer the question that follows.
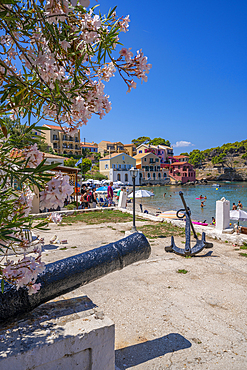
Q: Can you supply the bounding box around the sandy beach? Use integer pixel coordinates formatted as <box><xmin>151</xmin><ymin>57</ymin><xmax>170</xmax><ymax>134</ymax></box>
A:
<box><xmin>29</xmin><ymin>214</ymin><xmax>247</xmax><ymax>370</ymax></box>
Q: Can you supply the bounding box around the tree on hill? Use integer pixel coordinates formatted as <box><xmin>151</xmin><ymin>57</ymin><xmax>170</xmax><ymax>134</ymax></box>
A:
<box><xmin>79</xmin><ymin>158</ymin><xmax>92</xmax><ymax>175</ymax></box>
<box><xmin>94</xmin><ymin>153</ymin><xmax>101</xmax><ymax>162</ymax></box>
<box><xmin>131</xmin><ymin>137</ymin><xmax>171</xmax><ymax>147</ymax></box>
<box><xmin>179</xmin><ymin>152</ymin><xmax>189</xmax><ymax>156</ymax></box>
<box><xmin>64</xmin><ymin>157</ymin><xmax>78</xmax><ymax>167</ymax></box>
<box><xmin>189</xmin><ymin>149</ymin><xmax>204</xmax><ymax>167</ymax></box>
<box><xmin>149</xmin><ymin>137</ymin><xmax>171</xmax><ymax>147</ymax></box>
<box><xmin>132</xmin><ymin>137</ymin><xmax>151</xmax><ymax>147</ymax></box>
<box><xmin>82</xmin><ymin>148</ymin><xmax>91</xmax><ymax>159</ymax></box>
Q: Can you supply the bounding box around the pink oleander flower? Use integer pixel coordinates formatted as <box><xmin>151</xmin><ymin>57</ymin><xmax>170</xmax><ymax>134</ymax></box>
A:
<box><xmin>50</xmin><ymin>212</ymin><xmax>62</xmax><ymax>224</ymax></box>
<box><xmin>2</xmin><ymin>254</ymin><xmax>45</xmax><ymax>294</ymax></box>
<box><xmin>24</xmin><ymin>143</ymin><xmax>43</xmax><ymax>168</ymax></box>
<box><xmin>127</xmin><ymin>79</ymin><xmax>137</xmax><ymax>93</ymax></box>
<box><xmin>40</xmin><ymin>173</ymin><xmax>73</xmax><ymax>210</ymax></box>
<box><xmin>119</xmin><ymin>48</ymin><xmax>133</xmax><ymax>63</ymax></box>
<box><xmin>119</xmin><ymin>15</ymin><xmax>130</xmax><ymax>33</ymax></box>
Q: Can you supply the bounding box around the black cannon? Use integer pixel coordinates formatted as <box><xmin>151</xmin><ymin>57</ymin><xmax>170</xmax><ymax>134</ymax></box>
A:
<box><xmin>0</xmin><ymin>232</ymin><xmax>151</xmax><ymax>322</ymax></box>
<box><xmin>165</xmin><ymin>191</ymin><xmax>213</xmax><ymax>256</ymax></box>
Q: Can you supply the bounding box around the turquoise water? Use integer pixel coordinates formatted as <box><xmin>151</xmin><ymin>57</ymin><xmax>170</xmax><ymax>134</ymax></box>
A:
<box><xmin>136</xmin><ymin>182</ymin><xmax>247</xmax><ymax>225</ymax></box>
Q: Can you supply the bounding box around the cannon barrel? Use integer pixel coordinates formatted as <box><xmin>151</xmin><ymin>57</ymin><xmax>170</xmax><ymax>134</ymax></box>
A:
<box><xmin>0</xmin><ymin>232</ymin><xmax>150</xmax><ymax>322</ymax></box>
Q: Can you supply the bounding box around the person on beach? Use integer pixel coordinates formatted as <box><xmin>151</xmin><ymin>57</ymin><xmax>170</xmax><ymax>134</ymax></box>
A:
<box><xmin>107</xmin><ymin>181</ymin><xmax>114</xmax><ymax>206</ymax></box>
<box><xmin>80</xmin><ymin>189</ymin><xmax>89</xmax><ymax>209</ymax></box>
<box><xmin>116</xmin><ymin>187</ymin><xmax>122</xmax><ymax>200</ymax></box>
<box><xmin>238</xmin><ymin>201</ymin><xmax>243</xmax><ymax>209</ymax></box>
<box><xmin>92</xmin><ymin>188</ymin><xmax>98</xmax><ymax>208</ymax></box>
<box><xmin>211</xmin><ymin>217</ymin><xmax>216</xmax><ymax>225</ymax></box>
<box><xmin>232</xmin><ymin>203</ymin><xmax>237</xmax><ymax>210</ymax></box>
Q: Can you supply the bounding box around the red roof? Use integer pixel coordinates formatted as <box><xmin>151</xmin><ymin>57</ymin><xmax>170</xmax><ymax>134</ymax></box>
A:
<box><xmin>173</xmin><ymin>155</ymin><xmax>189</xmax><ymax>159</ymax></box>
<box><xmin>80</xmin><ymin>143</ymin><xmax>98</xmax><ymax>148</ymax></box>
<box><xmin>170</xmin><ymin>161</ymin><xmax>192</xmax><ymax>166</ymax></box>
<box><xmin>43</xmin><ymin>124</ymin><xmax>63</xmax><ymax>131</ymax></box>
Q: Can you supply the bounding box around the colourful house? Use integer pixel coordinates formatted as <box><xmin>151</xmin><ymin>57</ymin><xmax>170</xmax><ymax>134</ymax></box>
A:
<box><xmin>134</xmin><ymin>152</ymin><xmax>169</xmax><ymax>184</ymax></box>
<box><xmin>136</xmin><ymin>144</ymin><xmax>173</xmax><ymax>165</ymax></box>
<box><xmin>169</xmin><ymin>161</ymin><xmax>195</xmax><ymax>183</ymax></box>
<box><xmin>99</xmin><ymin>152</ymin><xmax>139</xmax><ymax>185</ymax></box>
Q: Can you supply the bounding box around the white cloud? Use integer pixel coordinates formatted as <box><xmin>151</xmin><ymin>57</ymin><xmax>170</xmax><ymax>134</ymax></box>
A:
<box><xmin>172</xmin><ymin>141</ymin><xmax>194</xmax><ymax>148</ymax></box>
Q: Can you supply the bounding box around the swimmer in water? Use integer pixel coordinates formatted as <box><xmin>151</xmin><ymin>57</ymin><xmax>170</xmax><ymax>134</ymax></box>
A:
<box><xmin>201</xmin><ymin>201</ymin><xmax>204</xmax><ymax>208</ymax></box>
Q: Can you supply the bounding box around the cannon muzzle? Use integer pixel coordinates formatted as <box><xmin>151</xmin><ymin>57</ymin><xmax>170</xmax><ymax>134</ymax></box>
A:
<box><xmin>0</xmin><ymin>232</ymin><xmax>151</xmax><ymax>322</ymax></box>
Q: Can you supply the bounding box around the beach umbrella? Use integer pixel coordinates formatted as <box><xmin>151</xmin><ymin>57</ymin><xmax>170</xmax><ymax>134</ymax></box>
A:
<box><xmin>96</xmin><ymin>186</ymin><xmax>108</xmax><ymax>193</ymax></box>
<box><xmin>128</xmin><ymin>190</ymin><xmax>155</xmax><ymax>199</ymax></box>
<box><xmin>128</xmin><ymin>189</ymin><xmax>154</xmax><ymax>212</ymax></box>
<box><xmin>157</xmin><ymin>210</ymin><xmax>179</xmax><ymax>219</ymax></box>
<box><xmin>230</xmin><ymin>209</ymin><xmax>247</xmax><ymax>226</ymax></box>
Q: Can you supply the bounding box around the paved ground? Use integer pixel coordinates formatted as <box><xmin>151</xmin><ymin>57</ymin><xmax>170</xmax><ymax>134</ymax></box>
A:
<box><xmin>38</xmin><ymin>220</ymin><xmax>247</xmax><ymax>370</ymax></box>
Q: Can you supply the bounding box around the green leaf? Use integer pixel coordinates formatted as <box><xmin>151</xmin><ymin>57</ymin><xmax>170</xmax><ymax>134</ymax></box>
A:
<box><xmin>1</xmin><ymin>279</ymin><xmax>4</xmax><ymax>293</ymax></box>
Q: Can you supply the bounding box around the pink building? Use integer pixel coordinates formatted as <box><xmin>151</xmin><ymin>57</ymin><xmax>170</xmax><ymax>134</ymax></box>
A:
<box><xmin>169</xmin><ymin>161</ymin><xmax>196</xmax><ymax>183</ymax></box>
<box><xmin>136</xmin><ymin>144</ymin><xmax>173</xmax><ymax>165</ymax></box>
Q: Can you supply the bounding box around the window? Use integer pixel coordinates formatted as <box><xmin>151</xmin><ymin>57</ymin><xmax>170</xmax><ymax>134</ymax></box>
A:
<box><xmin>156</xmin><ymin>158</ymin><xmax>159</xmax><ymax>162</ymax></box>
<box><xmin>125</xmin><ymin>174</ymin><xmax>128</xmax><ymax>182</ymax></box>
<box><xmin>105</xmin><ymin>164</ymin><xmax>108</xmax><ymax>169</ymax></box>
<box><xmin>144</xmin><ymin>158</ymin><xmax>147</xmax><ymax>162</ymax></box>
<box><xmin>113</xmin><ymin>164</ymin><xmax>115</xmax><ymax>169</ymax></box>
<box><xmin>53</xmin><ymin>134</ymin><xmax>57</xmax><ymax>140</ymax></box>
<box><xmin>139</xmin><ymin>150</ymin><xmax>142</xmax><ymax>153</ymax></box>
<box><xmin>158</xmin><ymin>173</ymin><xmax>161</xmax><ymax>178</ymax></box>
<box><xmin>122</xmin><ymin>155</ymin><xmax>125</xmax><ymax>160</ymax></box>
<box><xmin>117</xmin><ymin>173</ymin><xmax>121</xmax><ymax>181</ymax></box>
<box><xmin>147</xmin><ymin>173</ymin><xmax>150</xmax><ymax>179</ymax></box>
<box><xmin>119</xmin><ymin>164</ymin><xmax>121</xmax><ymax>169</ymax></box>
<box><xmin>153</xmin><ymin>173</ymin><xmax>156</xmax><ymax>179</ymax></box>
<box><xmin>164</xmin><ymin>173</ymin><xmax>167</xmax><ymax>178</ymax></box>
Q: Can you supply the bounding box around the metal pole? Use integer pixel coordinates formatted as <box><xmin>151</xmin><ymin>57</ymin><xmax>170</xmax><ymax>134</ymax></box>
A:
<box><xmin>132</xmin><ymin>175</ymin><xmax>137</xmax><ymax>232</ymax></box>
<box><xmin>76</xmin><ymin>170</ymin><xmax>78</xmax><ymax>209</ymax></box>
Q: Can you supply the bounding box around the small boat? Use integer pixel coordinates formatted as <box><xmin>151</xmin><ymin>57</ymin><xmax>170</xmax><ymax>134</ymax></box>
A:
<box><xmin>212</xmin><ymin>183</ymin><xmax>221</xmax><ymax>187</ymax></box>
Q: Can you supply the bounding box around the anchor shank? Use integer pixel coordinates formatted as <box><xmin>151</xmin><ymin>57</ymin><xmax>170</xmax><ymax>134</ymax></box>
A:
<box><xmin>185</xmin><ymin>214</ymin><xmax>191</xmax><ymax>254</ymax></box>
<box><xmin>179</xmin><ymin>191</ymin><xmax>197</xmax><ymax>240</ymax></box>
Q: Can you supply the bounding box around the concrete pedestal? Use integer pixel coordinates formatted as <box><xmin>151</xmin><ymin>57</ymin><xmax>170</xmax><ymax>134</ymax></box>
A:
<box><xmin>0</xmin><ymin>291</ymin><xmax>115</xmax><ymax>370</ymax></box>
<box><xmin>118</xmin><ymin>191</ymin><xmax>127</xmax><ymax>209</ymax></box>
<box><xmin>216</xmin><ymin>197</ymin><xmax>230</xmax><ymax>231</ymax></box>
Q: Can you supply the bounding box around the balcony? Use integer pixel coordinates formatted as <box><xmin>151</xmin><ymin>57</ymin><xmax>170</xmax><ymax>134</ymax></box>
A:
<box><xmin>75</xmin><ymin>138</ymin><xmax>79</xmax><ymax>142</ymax></box>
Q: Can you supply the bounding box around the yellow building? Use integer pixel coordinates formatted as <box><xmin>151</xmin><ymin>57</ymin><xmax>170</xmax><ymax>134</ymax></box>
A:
<box><xmin>134</xmin><ymin>152</ymin><xmax>169</xmax><ymax>183</ymax></box>
<box><xmin>98</xmin><ymin>141</ymin><xmax>125</xmax><ymax>156</ymax></box>
<box><xmin>42</xmin><ymin>124</ymin><xmax>80</xmax><ymax>156</ymax></box>
<box><xmin>99</xmin><ymin>152</ymin><xmax>139</xmax><ymax>185</ymax></box>
<box><xmin>123</xmin><ymin>143</ymin><xmax>136</xmax><ymax>157</ymax></box>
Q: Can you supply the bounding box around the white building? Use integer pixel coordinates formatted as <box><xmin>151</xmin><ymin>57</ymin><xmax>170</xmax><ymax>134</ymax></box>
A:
<box><xmin>99</xmin><ymin>152</ymin><xmax>140</xmax><ymax>185</ymax></box>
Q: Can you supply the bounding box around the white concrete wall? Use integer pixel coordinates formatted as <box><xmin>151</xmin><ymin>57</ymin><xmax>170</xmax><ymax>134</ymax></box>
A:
<box><xmin>0</xmin><ymin>296</ymin><xmax>115</xmax><ymax>370</ymax></box>
<box><xmin>109</xmin><ymin>169</ymin><xmax>140</xmax><ymax>185</ymax></box>
<box><xmin>216</xmin><ymin>198</ymin><xmax>230</xmax><ymax>231</ymax></box>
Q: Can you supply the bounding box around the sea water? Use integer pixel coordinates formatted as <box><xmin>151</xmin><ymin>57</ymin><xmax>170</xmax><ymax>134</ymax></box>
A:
<box><xmin>136</xmin><ymin>182</ymin><xmax>247</xmax><ymax>226</ymax></box>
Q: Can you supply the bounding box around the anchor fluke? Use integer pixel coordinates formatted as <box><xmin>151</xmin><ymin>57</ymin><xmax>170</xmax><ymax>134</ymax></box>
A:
<box><xmin>165</xmin><ymin>192</ymin><xmax>213</xmax><ymax>257</ymax></box>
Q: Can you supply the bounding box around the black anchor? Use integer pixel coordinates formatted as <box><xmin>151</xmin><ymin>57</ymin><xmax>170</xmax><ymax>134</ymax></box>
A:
<box><xmin>165</xmin><ymin>191</ymin><xmax>213</xmax><ymax>256</ymax></box>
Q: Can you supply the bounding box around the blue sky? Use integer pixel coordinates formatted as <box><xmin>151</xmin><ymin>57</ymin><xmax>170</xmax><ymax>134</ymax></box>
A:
<box><xmin>46</xmin><ymin>0</ymin><xmax>247</xmax><ymax>154</ymax></box>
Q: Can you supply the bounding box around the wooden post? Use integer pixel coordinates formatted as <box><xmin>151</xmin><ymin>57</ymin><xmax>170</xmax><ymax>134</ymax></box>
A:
<box><xmin>76</xmin><ymin>170</ymin><xmax>78</xmax><ymax>209</ymax></box>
